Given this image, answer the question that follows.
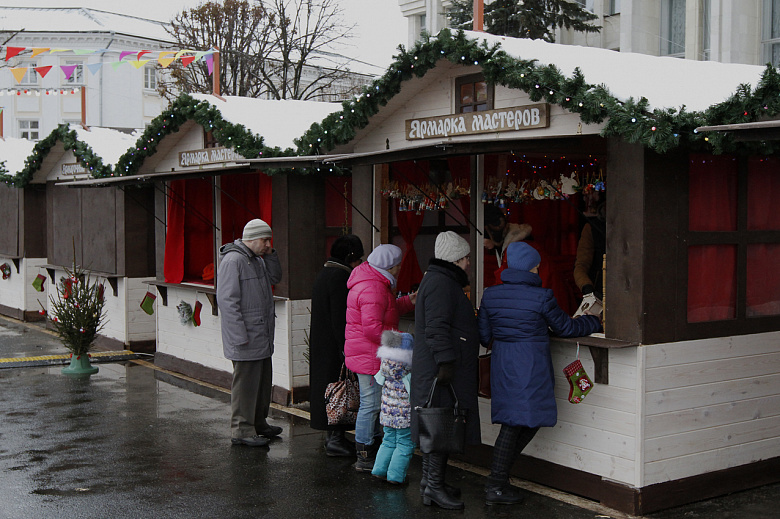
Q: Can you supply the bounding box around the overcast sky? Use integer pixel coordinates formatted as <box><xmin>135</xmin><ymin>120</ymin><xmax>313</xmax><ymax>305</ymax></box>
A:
<box><xmin>2</xmin><ymin>0</ymin><xmax>409</xmax><ymax>69</ymax></box>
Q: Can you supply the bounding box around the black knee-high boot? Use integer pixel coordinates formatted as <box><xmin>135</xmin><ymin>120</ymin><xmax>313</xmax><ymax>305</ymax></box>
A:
<box><xmin>325</xmin><ymin>430</ymin><xmax>354</xmax><ymax>457</ymax></box>
<box><xmin>420</xmin><ymin>453</ymin><xmax>462</xmax><ymax>497</ymax></box>
<box><xmin>422</xmin><ymin>453</ymin><xmax>464</xmax><ymax>510</ymax></box>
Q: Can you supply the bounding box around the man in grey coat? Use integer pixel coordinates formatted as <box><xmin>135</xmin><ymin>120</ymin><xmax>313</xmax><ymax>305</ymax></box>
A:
<box><xmin>217</xmin><ymin>218</ymin><xmax>283</xmax><ymax>447</ymax></box>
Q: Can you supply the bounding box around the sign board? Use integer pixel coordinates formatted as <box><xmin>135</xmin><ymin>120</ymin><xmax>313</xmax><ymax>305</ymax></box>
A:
<box><xmin>61</xmin><ymin>163</ymin><xmax>88</xmax><ymax>177</ymax></box>
<box><xmin>178</xmin><ymin>146</ymin><xmax>246</xmax><ymax>168</ymax></box>
<box><xmin>406</xmin><ymin>103</ymin><xmax>549</xmax><ymax>140</ymax></box>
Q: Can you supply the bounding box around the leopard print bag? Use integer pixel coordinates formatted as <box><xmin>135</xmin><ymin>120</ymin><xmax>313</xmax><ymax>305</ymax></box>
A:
<box><xmin>324</xmin><ymin>364</ymin><xmax>360</xmax><ymax>426</ymax></box>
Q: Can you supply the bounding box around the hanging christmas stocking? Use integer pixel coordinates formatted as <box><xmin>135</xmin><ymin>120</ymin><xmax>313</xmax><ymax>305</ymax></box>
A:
<box><xmin>1</xmin><ymin>263</ymin><xmax>11</xmax><ymax>280</ymax></box>
<box><xmin>32</xmin><ymin>273</ymin><xmax>46</xmax><ymax>292</ymax></box>
<box><xmin>192</xmin><ymin>300</ymin><xmax>202</xmax><ymax>327</ymax></box>
<box><xmin>563</xmin><ymin>359</ymin><xmax>594</xmax><ymax>404</ymax></box>
<box><xmin>140</xmin><ymin>291</ymin><xmax>156</xmax><ymax>315</ymax></box>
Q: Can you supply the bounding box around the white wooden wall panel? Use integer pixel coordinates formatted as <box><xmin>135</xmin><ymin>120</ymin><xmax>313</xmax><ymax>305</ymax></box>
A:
<box><xmin>125</xmin><ymin>278</ymin><xmax>156</xmax><ymax>342</ymax></box>
<box><xmin>0</xmin><ymin>256</ymin><xmax>24</xmax><ymax>310</ymax></box>
<box><xmin>641</xmin><ymin>333</ymin><xmax>780</xmax><ymax>486</ymax></box>
<box><xmin>23</xmin><ymin>258</ymin><xmax>48</xmax><ymax>313</ymax></box>
<box><xmin>524</xmin><ymin>438</ymin><xmax>636</xmax><ymax>483</ymax></box>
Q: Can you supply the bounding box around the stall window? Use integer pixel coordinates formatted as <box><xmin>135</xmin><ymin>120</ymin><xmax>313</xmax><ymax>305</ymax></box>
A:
<box><xmin>455</xmin><ymin>74</ymin><xmax>493</xmax><ymax>113</ymax></box>
<box><xmin>323</xmin><ymin>176</ymin><xmax>354</xmax><ymax>258</ymax></box>
<box><xmin>204</xmin><ymin>130</ymin><xmax>219</xmax><ymax>148</ymax></box>
<box><xmin>163</xmin><ymin>178</ymin><xmax>215</xmax><ymax>285</ymax></box>
<box><xmin>686</xmin><ymin>154</ymin><xmax>780</xmax><ymax>323</ymax></box>
<box><xmin>220</xmin><ymin>172</ymin><xmax>273</xmax><ymax>246</ymax></box>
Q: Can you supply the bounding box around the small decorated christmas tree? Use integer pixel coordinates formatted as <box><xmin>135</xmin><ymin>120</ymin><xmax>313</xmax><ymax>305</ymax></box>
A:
<box><xmin>45</xmin><ymin>250</ymin><xmax>106</xmax><ymax>375</ymax></box>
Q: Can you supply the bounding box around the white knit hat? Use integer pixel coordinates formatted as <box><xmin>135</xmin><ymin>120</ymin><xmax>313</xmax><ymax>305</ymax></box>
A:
<box><xmin>367</xmin><ymin>244</ymin><xmax>403</xmax><ymax>270</ymax></box>
<box><xmin>434</xmin><ymin>231</ymin><xmax>470</xmax><ymax>263</ymax></box>
<box><xmin>242</xmin><ymin>219</ymin><xmax>272</xmax><ymax>240</ymax></box>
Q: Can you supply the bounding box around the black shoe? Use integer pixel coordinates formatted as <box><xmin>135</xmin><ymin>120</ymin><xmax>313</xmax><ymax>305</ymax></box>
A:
<box><xmin>325</xmin><ymin>430</ymin><xmax>354</xmax><ymax>457</ymax></box>
<box><xmin>257</xmin><ymin>425</ymin><xmax>283</xmax><ymax>438</ymax></box>
<box><xmin>485</xmin><ymin>485</ymin><xmax>524</xmax><ymax>506</ymax></box>
<box><xmin>231</xmin><ymin>435</ymin><xmax>269</xmax><ymax>447</ymax></box>
<box><xmin>354</xmin><ymin>442</ymin><xmax>375</xmax><ymax>473</ymax></box>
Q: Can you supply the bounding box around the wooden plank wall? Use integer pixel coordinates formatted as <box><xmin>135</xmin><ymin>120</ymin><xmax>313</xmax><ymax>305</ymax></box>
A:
<box><xmin>479</xmin><ymin>339</ymin><xmax>642</xmax><ymax>487</ymax></box>
<box><xmin>0</xmin><ymin>185</ymin><xmax>20</xmax><ymax>257</ymax></box>
<box><xmin>642</xmin><ymin>331</ymin><xmax>780</xmax><ymax>485</ymax></box>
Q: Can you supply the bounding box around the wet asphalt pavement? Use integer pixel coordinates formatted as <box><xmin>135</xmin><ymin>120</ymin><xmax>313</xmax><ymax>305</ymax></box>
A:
<box><xmin>1</xmin><ymin>316</ymin><xmax>777</xmax><ymax>519</ymax></box>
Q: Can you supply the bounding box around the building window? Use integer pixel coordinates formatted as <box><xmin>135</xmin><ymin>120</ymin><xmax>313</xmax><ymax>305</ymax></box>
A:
<box><xmin>20</xmin><ymin>62</ymin><xmax>38</xmax><ymax>85</ymax></box>
<box><xmin>609</xmin><ymin>0</ymin><xmax>621</xmax><ymax>15</ymax></box>
<box><xmin>455</xmin><ymin>74</ymin><xmax>493</xmax><ymax>113</ymax></box>
<box><xmin>19</xmin><ymin>120</ymin><xmax>40</xmax><ymax>140</ymax></box>
<box><xmin>63</xmin><ymin>60</ymin><xmax>84</xmax><ymax>85</ymax></box>
<box><xmin>144</xmin><ymin>64</ymin><xmax>157</xmax><ymax>90</ymax></box>
<box><xmin>576</xmin><ymin>0</ymin><xmax>595</xmax><ymax>12</ymax></box>
<box><xmin>763</xmin><ymin>0</ymin><xmax>780</xmax><ymax>66</ymax></box>
<box><xmin>661</xmin><ymin>0</ymin><xmax>686</xmax><ymax>57</ymax></box>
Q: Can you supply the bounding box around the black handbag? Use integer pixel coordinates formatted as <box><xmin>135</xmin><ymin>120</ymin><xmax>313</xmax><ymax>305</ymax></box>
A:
<box><xmin>415</xmin><ymin>378</ymin><xmax>467</xmax><ymax>454</ymax></box>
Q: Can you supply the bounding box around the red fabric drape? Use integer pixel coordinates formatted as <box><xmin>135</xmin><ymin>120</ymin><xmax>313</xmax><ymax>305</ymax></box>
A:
<box><xmin>687</xmin><ymin>155</ymin><xmax>738</xmax><ymax>322</ymax></box>
<box><xmin>395</xmin><ymin>202</ymin><xmax>425</xmax><ymax>293</ymax></box>
<box><xmin>746</xmin><ymin>158</ymin><xmax>780</xmax><ymax>316</ymax></box>
<box><xmin>220</xmin><ymin>172</ymin><xmax>273</xmax><ymax>244</ymax></box>
<box><xmin>164</xmin><ymin>180</ymin><xmax>186</xmax><ymax>284</ymax></box>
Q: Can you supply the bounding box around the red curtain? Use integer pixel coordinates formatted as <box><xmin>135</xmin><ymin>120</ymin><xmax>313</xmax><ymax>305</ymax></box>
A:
<box><xmin>687</xmin><ymin>154</ymin><xmax>738</xmax><ymax>322</ymax></box>
<box><xmin>220</xmin><ymin>172</ymin><xmax>273</xmax><ymax>245</ymax></box>
<box><xmin>163</xmin><ymin>179</ymin><xmax>214</xmax><ymax>284</ymax></box>
<box><xmin>746</xmin><ymin>157</ymin><xmax>780</xmax><ymax>316</ymax></box>
<box><xmin>395</xmin><ymin>202</ymin><xmax>424</xmax><ymax>292</ymax></box>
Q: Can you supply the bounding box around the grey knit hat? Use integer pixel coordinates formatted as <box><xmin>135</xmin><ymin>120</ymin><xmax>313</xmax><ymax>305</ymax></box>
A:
<box><xmin>434</xmin><ymin>231</ymin><xmax>470</xmax><ymax>263</ymax></box>
<box><xmin>242</xmin><ymin>219</ymin><xmax>272</xmax><ymax>240</ymax></box>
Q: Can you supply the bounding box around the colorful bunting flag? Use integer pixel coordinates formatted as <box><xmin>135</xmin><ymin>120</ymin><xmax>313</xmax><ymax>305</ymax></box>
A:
<box><xmin>5</xmin><ymin>47</ymin><xmax>24</xmax><ymax>61</ymax></box>
<box><xmin>31</xmin><ymin>47</ymin><xmax>50</xmax><ymax>58</ymax></box>
<box><xmin>206</xmin><ymin>54</ymin><xmax>214</xmax><ymax>75</ymax></box>
<box><xmin>137</xmin><ymin>50</ymin><xmax>151</xmax><ymax>60</ymax></box>
<box><xmin>87</xmin><ymin>63</ymin><xmax>103</xmax><ymax>75</ymax></box>
<box><xmin>130</xmin><ymin>60</ymin><xmax>150</xmax><ymax>69</ymax></box>
<box><xmin>34</xmin><ymin>65</ymin><xmax>53</xmax><ymax>78</ymax></box>
<box><xmin>60</xmin><ymin>64</ymin><xmax>79</xmax><ymax>80</ymax></box>
<box><xmin>181</xmin><ymin>56</ymin><xmax>196</xmax><ymax>67</ymax></box>
<box><xmin>10</xmin><ymin>67</ymin><xmax>27</xmax><ymax>84</ymax></box>
<box><xmin>110</xmin><ymin>61</ymin><xmax>126</xmax><ymax>71</ymax></box>
<box><xmin>119</xmin><ymin>50</ymin><xmax>135</xmax><ymax>61</ymax></box>
<box><xmin>50</xmin><ymin>48</ymin><xmax>69</xmax><ymax>54</ymax></box>
<box><xmin>158</xmin><ymin>51</ymin><xmax>175</xmax><ymax>68</ymax></box>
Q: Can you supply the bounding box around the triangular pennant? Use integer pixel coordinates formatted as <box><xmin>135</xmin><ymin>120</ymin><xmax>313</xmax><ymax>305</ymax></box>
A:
<box><xmin>31</xmin><ymin>47</ymin><xmax>50</xmax><ymax>58</ymax></box>
<box><xmin>111</xmin><ymin>61</ymin><xmax>126</xmax><ymax>71</ymax></box>
<box><xmin>129</xmin><ymin>59</ymin><xmax>150</xmax><ymax>69</ymax></box>
<box><xmin>119</xmin><ymin>50</ymin><xmax>135</xmax><ymax>61</ymax></box>
<box><xmin>5</xmin><ymin>47</ymin><xmax>24</xmax><ymax>61</ymax></box>
<box><xmin>74</xmin><ymin>49</ymin><xmax>95</xmax><ymax>55</ymax></box>
<box><xmin>180</xmin><ymin>56</ymin><xmax>196</xmax><ymax>67</ymax></box>
<box><xmin>158</xmin><ymin>55</ymin><xmax>175</xmax><ymax>68</ymax></box>
<box><xmin>137</xmin><ymin>50</ymin><xmax>151</xmax><ymax>60</ymax></box>
<box><xmin>60</xmin><ymin>64</ymin><xmax>78</xmax><ymax>80</ymax></box>
<box><xmin>194</xmin><ymin>51</ymin><xmax>207</xmax><ymax>61</ymax></box>
<box><xmin>206</xmin><ymin>54</ymin><xmax>214</xmax><ymax>75</ymax></box>
<box><xmin>87</xmin><ymin>62</ymin><xmax>103</xmax><ymax>75</ymax></box>
<box><xmin>34</xmin><ymin>65</ymin><xmax>53</xmax><ymax>78</ymax></box>
<box><xmin>174</xmin><ymin>50</ymin><xmax>189</xmax><ymax>60</ymax></box>
<box><xmin>10</xmin><ymin>67</ymin><xmax>27</xmax><ymax>84</ymax></box>
<box><xmin>50</xmin><ymin>48</ymin><xmax>69</xmax><ymax>54</ymax></box>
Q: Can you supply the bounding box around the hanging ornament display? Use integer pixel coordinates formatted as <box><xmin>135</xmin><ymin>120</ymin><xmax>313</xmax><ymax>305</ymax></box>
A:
<box><xmin>1</xmin><ymin>263</ymin><xmax>11</xmax><ymax>280</ymax></box>
<box><xmin>177</xmin><ymin>301</ymin><xmax>193</xmax><ymax>326</ymax></box>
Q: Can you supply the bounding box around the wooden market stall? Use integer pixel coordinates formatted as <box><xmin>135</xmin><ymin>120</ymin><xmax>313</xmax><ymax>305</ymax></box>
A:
<box><xmin>7</xmin><ymin>124</ymin><xmax>158</xmax><ymax>352</ymax></box>
<box><xmin>0</xmin><ymin>137</ymin><xmax>44</xmax><ymax>321</ymax></box>
<box><xmin>67</xmin><ymin>93</ymin><xmax>346</xmax><ymax>405</ymax></box>
<box><xmin>246</xmin><ymin>30</ymin><xmax>780</xmax><ymax>515</ymax></box>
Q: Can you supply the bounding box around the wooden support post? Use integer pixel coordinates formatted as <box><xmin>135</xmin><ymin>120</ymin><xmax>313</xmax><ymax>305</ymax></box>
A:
<box><xmin>0</xmin><ymin>107</ymin><xmax>4</xmax><ymax>140</ymax></box>
<box><xmin>473</xmin><ymin>0</ymin><xmax>484</xmax><ymax>32</ymax></box>
<box><xmin>212</xmin><ymin>48</ymin><xmax>220</xmax><ymax>97</ymax></box>
<box><xmin>80</xmin><ymin>86</ymin><xmax>88</xmax><ymax>129</ymax></box>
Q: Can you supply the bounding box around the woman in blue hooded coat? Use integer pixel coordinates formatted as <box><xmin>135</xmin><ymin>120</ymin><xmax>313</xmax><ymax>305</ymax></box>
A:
<box><xmin>477</xmin><ymin>241</ymin><xmax>601</xmax><ymax>506</ymax></box>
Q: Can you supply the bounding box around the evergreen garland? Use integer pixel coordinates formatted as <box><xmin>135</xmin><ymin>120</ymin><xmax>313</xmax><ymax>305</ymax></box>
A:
<box><xmin>296</xmin><ymin>29</ymin><xmax>780</xmax><ymax>159</ymax></box>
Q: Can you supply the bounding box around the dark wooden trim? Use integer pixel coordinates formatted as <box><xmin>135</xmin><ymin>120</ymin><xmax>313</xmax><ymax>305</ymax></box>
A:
<box><xmin>23</xmin><ymin>310</ymin><xmax>46</xmax><ymax>322</ymax></box>
<box><xmin>0</xmin><ymin>303</ymin><xmax>25</xmax><ymax>321</ymax></box>
<box><xmin>292</xmin><ymin>384</ymin><xmax>309</xmax><ymax>404</ymax></box>
<box><xmin>154</xmin><ymin>351</ymin><xmax>232</xmax><ymax>389</ymax></box>
<box><xmin>456</xmin><ymin>436</ymin><xmax>780</xmax><ymax>515</ymax></box>
<box><xmin>92</xmin><ymin>335</ymin><xmax>156</xmax><ymax>354</ymax></box>
<box><xmin>454</xmin><ymin>72</ymin><xmax>494</xmax><ymax>113</ymax></box>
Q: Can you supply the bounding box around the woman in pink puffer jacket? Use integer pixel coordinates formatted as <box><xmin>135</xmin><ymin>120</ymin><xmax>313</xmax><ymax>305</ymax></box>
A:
<box><xmin>345</xmin><ymin>244</ymin><xmax>415</xmax><ymax>472</ymax></box>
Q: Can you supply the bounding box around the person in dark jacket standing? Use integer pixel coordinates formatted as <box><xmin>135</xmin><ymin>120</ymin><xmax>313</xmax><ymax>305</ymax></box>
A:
<box><xmin>217</xmin><ymin>219</ymin><xmax>283</xmax><ymax>447</ymax></box>
<box><xmin>411</xmin><ymin>231</ymin><xmax>480</xmax><ymax>511</ymax></box>
<box><xmin>308</xmin><ymin>235</ymin><xmax>364</xmax><ymax>457</ymax></box>
<box><xmin>478</xmin><ymin>241</ymin><xmax>601</xmax><ymax>505</ymax></box>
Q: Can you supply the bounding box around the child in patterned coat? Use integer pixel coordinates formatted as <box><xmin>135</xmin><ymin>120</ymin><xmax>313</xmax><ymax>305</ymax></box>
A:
<box><xmin>371</xmin><ymin>330</ymin><xmax>414</xmax><ymax>484</ymax></box>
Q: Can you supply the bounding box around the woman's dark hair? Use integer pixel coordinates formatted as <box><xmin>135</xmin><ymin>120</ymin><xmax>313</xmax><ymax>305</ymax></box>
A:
<box><xmin>331</xmin><ymin>234</ymin><xmax>364</xmax><ymax>263</ymax></box>
<box><xmin>483</xmin><ymin>204</ymin><xmax>505</xmax><ymax>227</ymax></box>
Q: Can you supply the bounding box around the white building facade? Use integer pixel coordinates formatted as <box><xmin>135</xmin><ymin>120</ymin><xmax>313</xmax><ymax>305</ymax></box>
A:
<box><xmin>0</xmin><ymin>7</ymin><xmax>174</xmax><ymax>139</ymax></box>
<box><xmin>398</xmin><ymin>0</ymin><xmax>779</xmax><ymax>66</ymax></box>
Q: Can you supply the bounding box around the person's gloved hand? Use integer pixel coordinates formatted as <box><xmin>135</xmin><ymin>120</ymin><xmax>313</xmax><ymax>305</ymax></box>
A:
<box><xmin>436</xmin><ymin>363</ymin><xmax>455</xmax><ymax>385</ymax></box>
<box><xmin>581</xmin><ymin>284</ymin><xmax>594</xmax><ymax>296</ymax></box>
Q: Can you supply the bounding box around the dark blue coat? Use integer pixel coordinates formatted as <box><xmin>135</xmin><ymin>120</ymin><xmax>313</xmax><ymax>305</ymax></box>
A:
<box><xmin>478</xmin><ymin>269</ymin><xmax>601</xmax><ymax>428</ymax></box>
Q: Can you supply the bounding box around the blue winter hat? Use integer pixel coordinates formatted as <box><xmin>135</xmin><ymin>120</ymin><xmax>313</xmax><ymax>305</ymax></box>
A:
<box><xmin>381</xmin><ymin>330</ymin><xmax>414</xmax><ymax>350</ymax></box>
<box><xmin>507</xmin><ymin>241</ymin><xmax>541</xmax><ymax>271</ymax></box>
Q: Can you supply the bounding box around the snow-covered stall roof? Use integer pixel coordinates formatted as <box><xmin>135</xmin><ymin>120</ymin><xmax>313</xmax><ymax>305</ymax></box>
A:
<box><xmin>71</xmin><ymin>125</ymin><xmax>140</xmax><ymax>167</ymax></box>
<box><xmin>467</xmin><ymin>31</ymin><xmax>766</xmax><ymax>112</ymax></box>
<box><xmin>0</xmin><ymin>137</ymin><xmax>35</xmax><ymax>177</ymax></box>
<box><xmin>0</xmin><ymin>7</ymin><xmax>171</xmax><ymax>42</ymax></box>
<box><xmin>190</xmin><ymin>94</ymin><xmax>343</xmax><ymax>150</ymax></box>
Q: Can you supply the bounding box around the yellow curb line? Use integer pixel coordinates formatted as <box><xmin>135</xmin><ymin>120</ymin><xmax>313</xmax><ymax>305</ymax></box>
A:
<box><xmin>0</xmin><ymin>351</ymin><xmax>137</xmax><ymax>363</ymax></box>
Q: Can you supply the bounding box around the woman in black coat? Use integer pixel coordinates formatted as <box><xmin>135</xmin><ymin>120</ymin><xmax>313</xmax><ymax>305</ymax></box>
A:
<box><xmin>308</xmin><ymin>235</ymin><xmax>364</xmax><ymax>456</ymax></box>
<box><xmin>411</xmin><ymin>231</ymin><xmax>480</xmax><ymax>511</ymax></box>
